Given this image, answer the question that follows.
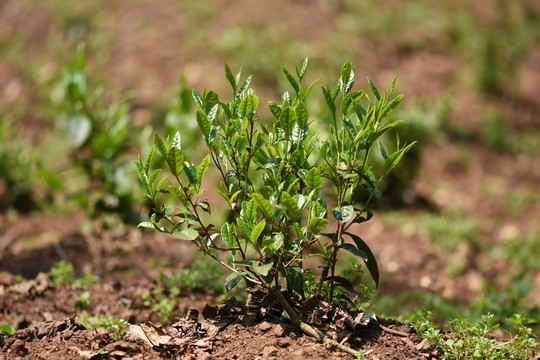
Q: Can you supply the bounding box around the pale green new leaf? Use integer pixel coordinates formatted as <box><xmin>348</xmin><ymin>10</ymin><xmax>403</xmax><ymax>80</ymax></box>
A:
<box><xmin>253</xmin><ymin>261</ymin><xmax>273</xmax><ymax>276</ymax></box>
<box><xmin>281</xmin><ymin>191</ymin><xmax>300</xmax><ymax>220</ymax></box>
<box><xmin>282</xmin><ymin>66</ymin><xmax>300</xmax><ymax>95</ymax></box>
<box><xmin>144</xmin><ymin>145</ymin><xmax>155</xmax><ymax>174</ymax></box>
<box><xmin>196</xmin><ymin>109</ymin><xmax>210</xmax><ymax>137</ymax></box>
<box><xmin>252</xmin><ymin>193</ymin><xmax>274</xmax><ymax>221</ymax></box>
<box><xmin>174</xmin><ymin>228</ymin><xmax>199</xmax><ymax>241</ymax></box>
<box><xmin>310</xmin><ymin>217</ymin><xmax>328</xmax><ymax>234</ymax></box>
<box><xmin>221</xmin><ymin>222</ymin><xmax>236</xmax><ymax>249</ymax></box>
<box><xmin>250</xmin><ymin>219</ymin><xmax>266</xmax><ymax>244</ymax></box>
<box><xmin>305</xmin><ymin>167</ymin><xmax>322</xmax><ymax>193</ymax></box>
<box><xmin>296</xmin><ymin>102</ymin><xmax>308</xmax><ymax>130</ymax></box>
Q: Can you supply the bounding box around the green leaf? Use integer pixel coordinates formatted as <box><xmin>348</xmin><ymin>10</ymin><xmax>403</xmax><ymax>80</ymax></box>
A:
<box><xmin>340</xmin><ymin>61</ymin><xmax>354</xmax><ymax>94</ymax></box>
<box><xmin>268</xmin><ymin>101</ymin><xmax>281</xmax><ymax>120</ymax></box>
<box><xmin>281</xmin><ymin>191</ymin><xmax>300</xmax><ymax>220</ymax></box>
<box><xmin>305</xmin><ymin>168</ymin><xmax>322</xmax><ymax>193</ymax></box>
<box><xmin>322</xmin><ymin>85</ymin><xmax>336</xmax><ymax>120</ymax></box>
<box><xmin>224</xmin><ymin>62</ymin><xmax>236</xmax><ymax>91</ymax></box>
<box><xmin>285</xmin><ymin>266</ymin><xmax>304</xmax><ymax>296</ymax></box>
<box><xmin>250</xmin><ymin>219</ymin><xmax>266</xmax><ymax>244</ymax></box>
<box><xmin>297</xmin><ymin>57</ymin><xmax>308</xmax><ymax>80</ymax></box>
<box><xmin>341</xmin><ymin>243</ymin><xmax>368</xmax><ymax>260</ymax></box>
<box><xmin>295</xmin><ymin>102</ymin><xmax>308</xmax><ymax>130</ymax></box>
<box><xmin>137</xmin><ymin>222</ymin><xmax>155</xmax><ymax>229</ymax></box>
<box><xmin>332</xmin><ymin>205</ymin><xmax>354</xmax><ymax>222</ymax></box>
<box><xmin>382</xmin><ymin>142</ymin><xmax>416</xmax><ymax>178</ymax></box>
<box><xmin>236</xmin><ymin>75</ymin><xmax>252</xmax><ymax>97</ymax></box>
<box><xmin>192</xmin><ymin>89</ymin><xmax>204</xmax><ymax>109</ymax></box>
<box><xmin>279</xmin><ymin>106</ymin><xmax>297</xmax><ymax>138</ymax></box>
<box><xmin>345</xmin><ymin>232</ymin><xmax>379</xmax><ymax>287</ymax></box>
<box><xmin>377</xmin><ymin>141</ymin><xmax>388</xmax><ymax>161</ymax></box>
<box><xmin>282</xmin><ymin>66</ymin><xmax>300</xmax><ymax>95</ymax></box>
<box><xmin>149</xmin><ymin>169</ymin><xmax>161</xmax><ymax>188</ymax></box>
<box><xmin>225</xmin><ymin>272</ymin><xmax>245</xmax><ymax>293</ymax></box>
<box><xmin>174</xmin><ymin>228</ymin><xmax>199</xmax><ymax>240</ymax></box>
<box><xmin>341</xmin><ymin>90</ymin><xmax>364</xmax><ymax>115</ymax></box>
<box><xmin>167</xmin><ymin>147</ymin><xmax>184</xmax><ymax>176</ymax></box>
<box><xmin>207</xmin><ymin>104</ymin><xmax>219</xmax><ymax>123</ymax></box>
<box><xmin>196</xmin><ymin>109</ymin><xmax>210</xmax><ymax>137</ymax></box>
<box><xmin>310</xmin><ymin>217</ymin><xmax>328</xmax><ymax>234</ymax></box>
<box><xmin>380</xmin><ymin>94</ymin><xmax>403</xmax><ymax>119</ymax></box>
<box><xmin>221</xmin><ymin>222</ymin><xmax>237</xmax><ymax>249</ymax></box>
<box><xmin>144</xmin><ymin>145</ymin><xmax>155</xmax><ymax>174</ymax></box>
<box><xmin>367</xmin><ymin>77</ymin><xmax>380</xmax><ymax>100</ymax></box>
<box><xmin>239</xmin><ymin>94</ymin><xmax>259</xmax><ymax>119</ymax></box>
<box><xmin>327</xmin><ymin>275</ymin><xmax>362</xmax><ymax>296</ymax></box>
<box><xmin>236</xmin><ymin>218</ymin><xmax>251</xmax><ymax>240</ymax></box>
<box><xmin>171</xmin><ymin>132</ymin><xmax>182</xmax><ymax>149</ymax></box>
<box><xmin>197</xmin><ymin>199</ymin><xmax>211</xmax><ymax>214</ymax></box>
<box><xmin>184</xmin><ymin>161</ymin><xmax>198</xmax><ymax>185</ymax></box>
<box><xmin>252</xmin><ymin>193</ymin><xmax>274</xmax><ymax>221</ymax></box>
<box><xmin>196</xmin><ymin>155</ymin><xmax>211</xmax><ymax>185</ymax></box>
<box><xmin>67</xmin><ymin>115</ymin><xmax>92</xmax><ymax>147</ymax></box>
<box><xmin>154</xmin><ymin>132</ymin><xmax>167</xmax><ymax>158</ymax></box>
<box><xmin>253</xmin><ymin>261</ymin><xmax>273</xmax><ymax>276</ymax></box>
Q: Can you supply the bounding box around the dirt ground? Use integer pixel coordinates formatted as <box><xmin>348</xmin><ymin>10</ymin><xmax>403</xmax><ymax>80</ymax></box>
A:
<box><xmin>1</xmin><ymin>0</ymin><xmax>539</xmax><ymax>358</ymax></box>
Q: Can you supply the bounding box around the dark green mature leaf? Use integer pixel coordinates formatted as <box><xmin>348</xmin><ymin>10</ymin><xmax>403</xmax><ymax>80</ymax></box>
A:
<box><xmin>221</xmin><ymin>222</ymin><xmax>237</xmax><ymax>249</ymax></box>
<box><xmin>184</xmin><ymin>161</ymin><xmax>198</xmax><ymax>185</ymax></box>
<box><xmin>281</xmin><ymin>191</ymin><xmax>300</xmax><ymax>220</ymax></box>
<box><xmin>367</xmin><ymin>77</ymin><xmax>380</xmax><ymax>101</ymax></box>
<box><xmin>196</xmin><ymin>109</ymin><xmax>210</xmax><ymax>137</ymax></box>
<box><xmin>167</xmin><ymin>147</ymin><xmax>184</xmax><ymax>176</ymax></box>
<box><xmin>280</xmin><ymin>106</ymin><xmax>297</xmax><ymax>138</ymax></box>
<box><xmin>282</xmin><ymin>66</ymin><xmax>300</xmax><ymax>95</ymax></box>
<box><xmin>197</xmin><ymin>199</ymin><xmax>211</xmax><ymax>214</ymax></box>
<box><xmin>340</xmin><ymin>61</ymin><xmax>354</xmax><ymax>94</ymax></box>
<box><xmin>174</xmin><ymin>228</ymin><xmax>199</xmax><ymax>240</ymax></box>
<box><xmin>322</xmin><ymin>85</ymin><xmax>336</xmax><ymax>120</ymax></box>
<box><xmin>332</xmin><ymin>205</ymin><xmax>354</xmax><ymax>222</ymax></box>
<box><xmin>286</xmin><ymin>266</ymin><xmax>304</xmax><ymax>296</ymax></box>
<box><xmin>341</xmin><ymin>90</ymin><xmax>364</xmax><ymax>115</ymax></box>
<box><xmin>310</xmin><ymin>217</ymin><xmax>328</xmax><ymax>234</ymax></box>
<box><xmin>196</xmin><ymin>155</ymin><xmax>211</xmax><ymax>185</ymax></box>
<box><xmin>341</xmin><ymin>243</ymin><xmax>367</xmax><ymax>260</ymax></box>
<box><xmin>225</xmin><ymin>272</ymin><xmax>245</xmax><ymax>293</ymax></box>
<box><xmin>236</xmin><ymin>75</ymin><xmax>252</xmax><ymax>97</ymax></box>
<box><xmin>224</xmin><ymin>62</ymin><xmax>236</xmax><ymax>91</ymax></box>
<box><xmin>328</xmin><ymin>275</ymin><xmax>362</xmax><ymax>296</ymax></box>
<box><xmin>345</xmin><ymin>232</ymin><xmax>379</xmax><ymax>287</ymax></box>
<box><xmin>377</xmin><ymin>141</ymin><xmax>388</xmax><ymax>161</ymax></box>
<box><xmin>296</xmin><ymin>102</ymin><xmax>308</xmax><ymax>130</ymax></box>
<box><xmin>252</xmin><ymin>193</ymin><xmax>274</xmax><ymax>221</ymax></box>
<box><xmin>305</xmin><ymin>167</ymin><xmax>322</xmax><ymax>193</ymax></box>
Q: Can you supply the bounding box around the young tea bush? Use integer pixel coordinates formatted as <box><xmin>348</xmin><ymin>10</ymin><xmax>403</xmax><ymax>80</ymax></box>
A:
<box><xmin>137</xmin><ymin>59</ymin><xmax>415</xmax><ymax>307</ymax></box>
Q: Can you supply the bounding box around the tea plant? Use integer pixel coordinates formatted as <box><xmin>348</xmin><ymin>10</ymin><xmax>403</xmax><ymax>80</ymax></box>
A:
<box><xmin>414</xmin><ymin>311</ymin><xmax>538</xmax><ymax>360</ymax></box>
<box><xmin>137</xmin><ymin>59</ymin><xmax>414</xmax><ymax>309</ymax></box>
<box><xmin>56</xmin><ymin>47</ymin><xmax>139</xmax><ymax>227</ymax></box>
